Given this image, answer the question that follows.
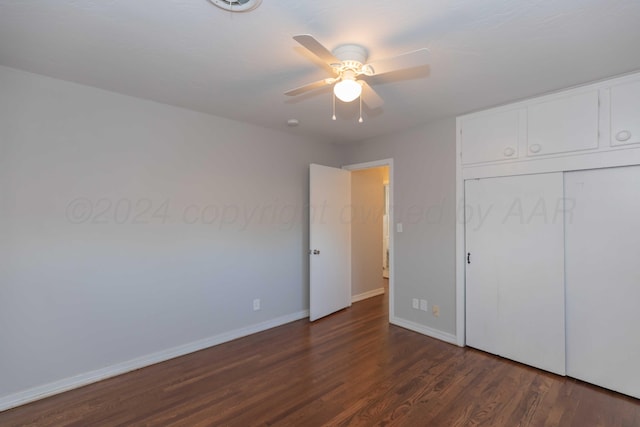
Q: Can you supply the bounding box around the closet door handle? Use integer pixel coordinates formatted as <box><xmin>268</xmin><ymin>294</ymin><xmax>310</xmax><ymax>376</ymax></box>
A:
<box><xmin>467</xmin><ymin>252</ymin><xmax>471</xmax><ymax>264</ymax></box>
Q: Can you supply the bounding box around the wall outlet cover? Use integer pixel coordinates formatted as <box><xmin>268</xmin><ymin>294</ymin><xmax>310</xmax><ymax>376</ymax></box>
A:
<box><xmin>419</xmin><ymin>299</ymin><xmax>428</xmax><ymax>312</ymax></box>
<box><xmin>412</xmin><ymin>298</ymin><xmax>419</xmax><ymax>309</ymax></box>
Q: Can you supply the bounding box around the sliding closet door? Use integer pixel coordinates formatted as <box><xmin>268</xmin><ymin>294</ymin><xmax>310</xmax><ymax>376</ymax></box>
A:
<box><xmin>466</xmin><ymin>173</ymin><xmax>566</xmax><ymax>375</ymax></box>
<box><xmin>465</xmin><ymin>179</ymin><xmax>499</xmax><ymax>355</ymax></box>
<box><xmin>565</xmin><ymin>166</ymin><xmax>640</xmax><ymax>398</ymax></box>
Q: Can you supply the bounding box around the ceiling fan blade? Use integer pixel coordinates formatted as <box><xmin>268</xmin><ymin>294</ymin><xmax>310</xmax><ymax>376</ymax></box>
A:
<box><xmin>285</xmin><ymin>79</ymin><xmax>333</xmax><ymax>96</ymax></box>
<box><xmin>293</xmin><ymin>34</ymin><xmax>340</xmax><ymax>65</ymax></box>
<box><xmin>361</xmin><ymin>81</ymin><xmax>384</xmax><ymax>109</ymax></box>
<box><xmin>366</xmin><ymin>48</ymin><xmax>429</xmax><ymax>76</ymax></box>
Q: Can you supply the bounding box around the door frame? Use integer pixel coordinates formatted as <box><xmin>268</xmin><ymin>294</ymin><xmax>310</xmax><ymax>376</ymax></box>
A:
<box><xmin>455</xmin><ymin>120</ymin><xmax>466</xmax><ymax>347</ymax></box>
<box><xmin>343</xmin><ymin>158</ymin><xmax>395</xmax><ymax>323</ymax></box>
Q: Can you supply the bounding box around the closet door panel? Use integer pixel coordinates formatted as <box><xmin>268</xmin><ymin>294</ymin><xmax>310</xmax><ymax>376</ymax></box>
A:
<box><xmin>493</xmin><ymin>173</ymin><xmax>565</xmax><ymax>375</ymax></box>
<box><xmin>565</xmin><ymin>166</ymin><xmax>640</xmax><ymax>398</ymax></box>
<box><xmin>465</xmin><ymin>173</ymin><xmax>565</xmax><ymax>375</ymax></box>
<box><xmin>464</xmin><ymin>180</ymin><xmax>499</xmax><ymax>355</ymax></box>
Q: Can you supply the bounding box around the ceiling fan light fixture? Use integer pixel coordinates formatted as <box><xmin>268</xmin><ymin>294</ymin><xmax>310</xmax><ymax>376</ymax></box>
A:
<box><xmin>334</xmin><ymin>78</ymin><xmax>362</xmax><ymax>103</ymax></box>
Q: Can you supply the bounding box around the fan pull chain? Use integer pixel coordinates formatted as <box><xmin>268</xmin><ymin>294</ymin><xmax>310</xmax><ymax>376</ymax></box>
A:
<box><xmin>358</xmin><ymin>95</ymin><xmax>364</xmax><ymax>123</ymax></box>
<box><xmin>332</xmin><ymin>92</ymin><xmax>337</xmax><ymax>121</ymax></box>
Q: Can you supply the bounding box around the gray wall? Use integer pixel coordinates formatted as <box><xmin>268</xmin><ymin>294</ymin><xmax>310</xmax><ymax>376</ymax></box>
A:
<box><xmin>350</xmin><ymin>167</ymin><xmax>386</xmax><ymax>297</ymax></box>
<box><xmin>0</xmin><ymin>66</ymin><xmax>342</xmax><ymax>399</ymax></box>
<box><xmin>341</xmin><ymin>119</ymin><xmax>457</xmax><ymax>334</ymax></box>
<box><xmin>0</xmin><ymin>65</ymin><xmax>458</xmax><ymax>404</ymax></box>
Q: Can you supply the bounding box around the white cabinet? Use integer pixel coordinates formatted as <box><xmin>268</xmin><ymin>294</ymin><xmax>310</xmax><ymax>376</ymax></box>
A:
<box><xmin>465</xmin><ymin>173</ymin><xmax>566</xmax><ymax>375</ymax></box>
<box><xmin>565</xmin><ymin>166</ymin><xmax>640</xmax><ymax>399</ymax></box>
<box><xmin>460</xmin><ymin>109</ymin><xmax>521</xmax><ymax>164</ymax></box>
<box><xmin>611</xmin><ymin>80</ymin><xmax>640</xmax><ymax>147</ymax></box>
<box><xmin>458</xmin><ymin>73</ymin><xmax>640</xmax><ymax>174</ymax></box>
<box><xmin>458</xmin><ymin>71</ymin><xmax>640</xmax><ymax>397</ymax></box>
<box><xmin>527</xmin><ymin>90</ymin><xmax>599</xmax><ymax>156</ymax></box>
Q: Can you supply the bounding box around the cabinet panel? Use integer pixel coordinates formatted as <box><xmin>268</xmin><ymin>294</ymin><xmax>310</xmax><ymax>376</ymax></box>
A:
<box><xmin>461</xmin><ymin>109</ymin><xmax>520</xmax><ymax>164</ymax></box>
<box><xmin>611</xmin><ymin>80</ymin><xmax>640</xmax><ymax>146</ymax></box>
<box><xmin>527</xmin><ymin>90</ymin><xmax>599</xmax><ymax>156</ymax></box>
<box><xmin>565</xmin><ymin>166</ymin><xmax>640</xmax><ymax>399</ymax></box>
<box><xmin>465</xmin><ymin>173</ymin><xmax>566</xmax><ymax>375</ymax></box>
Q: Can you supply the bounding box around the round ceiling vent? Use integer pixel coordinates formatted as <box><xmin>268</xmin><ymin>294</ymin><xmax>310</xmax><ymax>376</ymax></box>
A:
<box><xmin>208</xmin><ymin>0</ymin><xmax>262</xmax><ymax>12</ymax></box>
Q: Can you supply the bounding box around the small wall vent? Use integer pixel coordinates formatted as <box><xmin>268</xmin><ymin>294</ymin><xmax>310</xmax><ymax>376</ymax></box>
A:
<box><xmin>208</xmin><ymin>0</ymin><xmax>262</xmax><ymax>12</ymax></box>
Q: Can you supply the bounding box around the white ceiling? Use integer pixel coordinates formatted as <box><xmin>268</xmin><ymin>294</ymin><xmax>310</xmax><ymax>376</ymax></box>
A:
<box><xmin>1</xmin><ymin>0</ymin><xmax>640</xmax><ymax>143</ymax></box>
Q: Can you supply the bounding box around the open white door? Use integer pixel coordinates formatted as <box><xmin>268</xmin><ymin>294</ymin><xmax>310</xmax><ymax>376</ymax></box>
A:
<box><xmin>309</xmin><ymin>164</ymin><xmax>351</xmax><ymax>322</ymax></box>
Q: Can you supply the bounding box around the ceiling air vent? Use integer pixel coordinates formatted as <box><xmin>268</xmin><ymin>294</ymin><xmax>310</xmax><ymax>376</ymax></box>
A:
<box><xmin>208</xmin><ymin>0</ymin><xmax>262</xmax><ymax>12</ymax></box>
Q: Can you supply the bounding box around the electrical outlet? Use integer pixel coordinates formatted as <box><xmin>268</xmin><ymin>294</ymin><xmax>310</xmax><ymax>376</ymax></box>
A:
<box><xmin>412</xmin><ymin>298</ymin><xmax>419</xmax><ymax>309</ymax></box>
<box><xmin>419</xmin><ymin>299</ymin><xmax>428</xmax><ymax>312</ymax></box>
<box><xmin>432</xmin><ymin>305</ymin><xmax>440</xmax><ymax>317</ymax></box>
<box><xmin>253</xmin><ymin>298</ymin><xmax>261</xmax><ymax>311</ymax></box>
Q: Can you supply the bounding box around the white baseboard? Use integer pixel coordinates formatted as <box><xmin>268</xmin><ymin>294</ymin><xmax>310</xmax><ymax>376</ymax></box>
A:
<box><xmin>0</xmin><ymin>310</ymin><xmax>309</xmax><ymax>413</ymax></box>
<box><xmin>351</xmin><ymin>287</ymin><xmax>385</xmax><ymax>303</ymax></box>
<box><xmin>390</xmin><ymin>316</ymin><xmax>458</xmax><ymax>345</ymax></box>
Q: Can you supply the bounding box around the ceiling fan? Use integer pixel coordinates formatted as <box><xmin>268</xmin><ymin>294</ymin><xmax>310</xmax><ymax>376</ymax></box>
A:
<box><xmin>285</xmin><ymin>35</ymin><xmax>430</xmax><ymax>122</ymax></box>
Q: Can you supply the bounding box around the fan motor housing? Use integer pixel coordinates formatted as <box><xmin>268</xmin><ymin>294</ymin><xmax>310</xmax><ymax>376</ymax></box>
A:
<box><xmin>332</xmin><ymin>44</ymin><xmax>368</xmax><ymax>67</ymax></box>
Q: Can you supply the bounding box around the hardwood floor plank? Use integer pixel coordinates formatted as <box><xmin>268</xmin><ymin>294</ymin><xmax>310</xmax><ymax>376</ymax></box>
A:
<box><xmin>1</xmin><ymin>292</ymin><xmax>638</xmax><ymax>426</ymax></box>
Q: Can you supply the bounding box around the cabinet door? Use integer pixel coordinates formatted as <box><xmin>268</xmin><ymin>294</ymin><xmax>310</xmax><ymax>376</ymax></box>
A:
<box><xmin>565</xmin><ymin>166</ymin><xmax>640</xmax><ymax>399</ymax></box>
<box><xmin>611</xmin><ymin>80</ymin><xmax>640</xmax><ymax>146</ymax></box>
<box><xmin>527</xmin><ymin>90</ymin><xmax>599</xmax><ymax>156</ymax></box>
<box><xmin>465</xmin><ymin>173</ymin><xmax>566</xmax><ymax>375</ymax></box>
<box><xmin>461</xmin><ymin>109</ymin><xmax>521</xmax><ymax>164</ymax></box>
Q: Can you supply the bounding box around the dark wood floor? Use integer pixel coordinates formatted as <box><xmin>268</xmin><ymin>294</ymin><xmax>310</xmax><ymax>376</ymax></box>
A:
<box><xmin>1</xmin><ymin>291</ymin><xmax>638</xmax><ymax>427</ymax></box>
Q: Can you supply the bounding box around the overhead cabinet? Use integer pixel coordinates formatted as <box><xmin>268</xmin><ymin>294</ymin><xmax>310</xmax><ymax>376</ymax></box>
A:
<box><xmin>610</xmin><ymin>79</ymin><xmax>640</xmax><ymax>147</ymax></box>
<box><xmin>460</xmin><ymin>89</ymin><xmax>601</xmax><ymax>165</ymax></box>
<box><xmin>460</xmin><ymin>109</ymin><xmax>522</xmax><ymax>164</ymax></box>
<box><xmin>459</xmin><ymin>74</ymin><xmax>640</xmax><ymax>170</ymax></box>
<box><xmin>526</xmin><ymin>90</ymin><xmax>599</xmax><ymax>156</ymax></box>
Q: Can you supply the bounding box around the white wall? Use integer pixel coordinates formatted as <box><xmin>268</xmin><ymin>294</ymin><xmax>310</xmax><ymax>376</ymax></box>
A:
<box><xmin>350</xmin><ymin>167</ymin><xmax>386</xmax><ymax>298</ymax></box>
<box><xmin>0</xmin><ymin>66</ymin><xmax>342</xmax><ymax>403</ymax></box>
<box><xmin>341</xmin><ymin>120</ymin><xmax>457</xmax><ymax>337</ymax></box>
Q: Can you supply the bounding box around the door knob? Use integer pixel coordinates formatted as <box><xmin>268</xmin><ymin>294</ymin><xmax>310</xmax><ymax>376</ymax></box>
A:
<box><xmin>313</xmin><ymin>249</ymin><xmax>320</xmax><ymax>255</ymax></box>
<box><xmin>503</xmin><ymin>147</ymin><xmax>515</xmax><ymax>157</ymax></box>
<box><xmin>616</xmin><ymin>130</ymin><xmax>632</xmax><ymax>142</ymax></box>
<box><xmin>529</xmin><ymin>144</ymin><xmax>542</xmax><ymax>153</ymax></box>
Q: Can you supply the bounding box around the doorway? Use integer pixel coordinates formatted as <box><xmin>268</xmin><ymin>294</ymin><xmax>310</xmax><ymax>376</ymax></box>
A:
<box><xmin>344</xmin><ymin>159</ymin><xmax>394</xmax><ymax>321</ymax></box>
<box><xmin>308</xmin><ymin>159</ymin><xmax>394</xmax><ymax>322</ymax></box>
